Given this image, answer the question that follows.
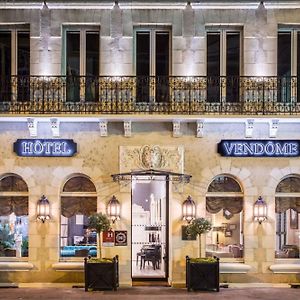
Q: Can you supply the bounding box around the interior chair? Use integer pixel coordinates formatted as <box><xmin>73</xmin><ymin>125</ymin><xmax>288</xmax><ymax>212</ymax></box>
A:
<box><xmin>231</xmin><ymin>245</ymin><xmax>242</xmax><ymax>258</ymax></box>
<box><xmin>282</xmin><ymin>245</ymin><xmax>299</xmax><ymax>258</ymax></box>
<box><xmin>142</xmin><ymin>245</ymin><xmax>161</xmax><ymax>270</ymax></box>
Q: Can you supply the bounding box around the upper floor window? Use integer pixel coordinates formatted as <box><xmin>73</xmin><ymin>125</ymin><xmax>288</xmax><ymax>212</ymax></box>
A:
<box><xmin>206</xmin><ymin>28</ymin><xmax>242</xmax><ymax>103</ymax></box>
<box><xmin>135</xmin><ymin>28</ymin><xmax>171</xmax><ymax>103</ymax></box>
<box><xmin>275</xmin><ymin>175</ymin><xmax>300</xmax><ymax>259</ymax></box>
<box><xmin>205</xmin><ymin>175</ymin><xmax>244</xmax><ymax>259</ymax></box>
<box><xmin>0</xmin><ymin>174</ymin><xmax>29</xmax><ymax>258</ymax></box>
<box><xmin>63</xmin><ymin>27</ymin><xmax>100</xmax><ymax>102</ymax></box>
<box><xmin>60</xmin><ymin>175</ymin><xmax>97</xmax><ymax>258</ymax></box>
<box><xmin>0</xmin><ymin>26</ymin><xmax>30</xmax><ymax>102</ymax></box>
<box><xmin>277</xmin><ymin>28</ymin><xmax>300</xmax><ymax>102</ymax></box>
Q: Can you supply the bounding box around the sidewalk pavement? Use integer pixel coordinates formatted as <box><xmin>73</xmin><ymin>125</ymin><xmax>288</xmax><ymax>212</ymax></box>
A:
<box><xmin>0</xmin><ymin>285</ymin><xmax>299</xmax><ymax>300</ymax></box>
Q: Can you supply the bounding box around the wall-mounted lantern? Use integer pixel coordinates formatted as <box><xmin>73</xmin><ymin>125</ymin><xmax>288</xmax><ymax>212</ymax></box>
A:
<box><xmin>37</xmin><ymin>195</ymin><xmax>51</xmax><ymax>223</ymax></box>
<box><xmin>253</xmin><ymin>196</ymin><xmax>267</xmax><ymax>224</ymax></box>
<box><xmin>182</xmin><ymin>195</ymin><xmax>196</xmax><ymax>223</ymax></box>
<box><xmin>107</xmin><ymin>195</ymin><xmax>121</xmax><ymax>223</ymax></box>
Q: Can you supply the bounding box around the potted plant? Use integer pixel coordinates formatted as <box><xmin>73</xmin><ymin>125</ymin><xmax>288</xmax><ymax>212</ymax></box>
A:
<box><xmin>185</xmin><ymin>217</ymin><xmax>219</xmax><ymax>292</ymax></box>
<box><xmin>84</xmin><ymin>212</ymin><xmax>119</xmax><ymax>291</ymax></box>
<box><xmin>21</xmin><ymin>238</ymin><xmax>29</xmax><ymax>257</ymax></box>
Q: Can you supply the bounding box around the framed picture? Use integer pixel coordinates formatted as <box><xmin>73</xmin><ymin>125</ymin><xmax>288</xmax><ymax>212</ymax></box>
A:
<box><xmin>229</xmin><ymin>224</ymin><xmax>237</xmax><ymax>230</ymax></box>
<box><xmin>181</xmin><ymin>225</ymin><xmax>196</xmax><ymax>240</ymax></box>
<box><xmin>224</xmin><ymin>229</ymin><xmax>232</xmax><ymax>237</ymax></box>
<box><xmin>115</xmin><ymin>230</ymin><xmax>127</xmax><ymax>246</ymax></box>
<box><xmin>290</xmin><ymin>209</ymin><xmax>298</xmax><ymax>229</ymax></box>
<box><xmin>223</xmin><ymin>209</ymin><xmax>234</xmax><ymax>220</ymax></box>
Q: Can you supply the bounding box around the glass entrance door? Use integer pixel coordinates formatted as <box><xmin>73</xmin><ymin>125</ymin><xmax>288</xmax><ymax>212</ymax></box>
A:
<box><xmin>131</xmin><ymin>176</ymin><xmax>168</xmax><ymax>279</ymax></box>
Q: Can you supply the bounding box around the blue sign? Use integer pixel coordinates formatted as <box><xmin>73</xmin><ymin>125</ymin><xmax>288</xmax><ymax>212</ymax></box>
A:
<box><xmin>14</xmin><ymin>139</ymin><xmax>77</xmax><ymax>157</ymax></box>
<box><xmin>218</xmin><ymin>140</ymin><xmax>300</xmax><ymax>157</ymax></box>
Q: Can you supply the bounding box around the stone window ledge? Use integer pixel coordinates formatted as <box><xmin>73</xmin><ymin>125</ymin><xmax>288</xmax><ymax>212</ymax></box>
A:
<box><xmin>220</xmin><ymin>263</ymin><xmax>251</xmax><ymax>273</ymax></box>
<box><xmin>52</xmin><ymin>262</ymin><xmax>84</xmax><ymax>271</ymax></box>
<box><xmin>269</xmin><ymin>264</ymin><xmax>300</xmax><ymax>273</ymax></box>
<box><xmin>0</xmin><ymin>262</ymin><xmax>34</xmax><ymax>271</ymax></box>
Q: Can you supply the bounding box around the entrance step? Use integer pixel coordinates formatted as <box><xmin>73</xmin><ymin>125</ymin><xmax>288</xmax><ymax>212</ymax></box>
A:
<box><xmin>132</xmin><ymin>281</ymin><xmax>170</xmax><ymax>287</ymax></box>
<box><xmin>290</xmin><ymin>283</ymin><xmax>300</xmax><ymax>288</ymax></box>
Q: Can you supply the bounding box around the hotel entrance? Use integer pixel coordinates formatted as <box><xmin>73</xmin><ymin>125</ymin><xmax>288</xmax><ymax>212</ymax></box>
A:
<box><xmin>131</xmin><ymin>175</ymin><xmax>169</xmax><ymax>280</ymax></box>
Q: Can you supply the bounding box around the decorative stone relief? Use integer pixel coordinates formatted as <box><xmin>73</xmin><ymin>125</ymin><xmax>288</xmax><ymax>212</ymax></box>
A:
<box><xmin>50</xmin><ymin>118</ymin><xmax>60</xmax><ymax>137</ymax></box>
<box><xmin>124</xmin><ymin>121</ymin><xmax>132</xmax><ymax>137</ymax></box>
<box><xmin>173</xmin><ymin>121</ymin><xmax>182</xmax><ymax>137</ymax></box>
<box><xmin>99</xmin><ymin>120</ymin><xmax>108</xmax><ymax>137</ymax></box>
<box><xmin>269</xmin><ymin>119</ymin><xmax>279</xmax><ymax>138</ymax></box>
<box><xmin>27</xmin><ymin>118</ymin><xmax>37</xmax><ymax>137</ymax></box>
<box><xmin>120</xmin><ymin>145</ymin><xmax>184</xmax><ymax>174</ymax></box>
<box><xmin>196</xmin><ymin>120</ymin><xmax>204</xmax><ymax>138</ymax></box>
<box><xmin>245</xmin><ymin>119</ymin><xmax>254</xmax><ymax>138</ymax></box>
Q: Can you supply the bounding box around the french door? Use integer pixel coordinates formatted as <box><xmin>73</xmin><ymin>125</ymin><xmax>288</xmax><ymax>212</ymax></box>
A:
<box><xmin>131</xmin><ymin>175</ymin><xmax>169</xmax><ymax>280</ymax></box>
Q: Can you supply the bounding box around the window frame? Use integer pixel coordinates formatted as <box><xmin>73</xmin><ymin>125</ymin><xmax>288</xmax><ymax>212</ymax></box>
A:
<box><xmin>278</xmin><ymin>26</ymin><xmax>300</xmax><ymax>77</ymax></box>
<box><xmin>0</xmin><ymin>24</ymin><xmax>30</xmax><ymax>77</ymax></box>
<box><xmin>59</xmin><ymin>175</ymin><xmax>98</xmax><ymax>261</ymax></box>
<box><xmin>205</xmin><ymin>174</ymin><xmax>244</xmax><ymax>262</ymax></box>
<box><xmin>275</xmin><ymin>175</ymin><xmax>300</xmax><ymax>260</ymax></box>
<box><xmin>205</xmin><ymin>26</ymin><xmax>243</xmax><ymax>77</ymax></box>
<box><xmin>134</xmin><ymin>26</ymin><xmax>172</xmax><ymax>77</ymax></box>
<box><xmin>62</xmin><ymin>25</ymin><xmax>100</xmax><ymax>77</ymax></box>
<box><xmin>0</xmin><ymin>174</ymin><xmax>29</xmax><ymax>262</ymax></box>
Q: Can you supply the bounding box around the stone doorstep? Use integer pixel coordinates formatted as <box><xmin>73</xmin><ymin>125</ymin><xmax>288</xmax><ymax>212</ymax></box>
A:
<box><xmin>0</xmin><ymin>283</ymin><xmax>296</xmax><ymax>289</ymax></box>
<box><xmin>0</xmin><ymin>283</ymin><xmax>18</xmax><ymax>288</ymax></box>
<box><xmin>289</xmin><ymin>283</ymin><xmax>300</xmax><ymax>288</ymax></box>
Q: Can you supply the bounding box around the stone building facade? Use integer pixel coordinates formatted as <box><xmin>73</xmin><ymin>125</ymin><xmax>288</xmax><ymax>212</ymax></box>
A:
<box><xmin>0</xmin><ymin>0</ymin><xmax>300</xmax><ymax>286</ymax></box>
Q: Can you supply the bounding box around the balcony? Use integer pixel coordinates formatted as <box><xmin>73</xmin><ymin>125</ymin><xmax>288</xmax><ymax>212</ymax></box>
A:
<box><xmin>0</xmin><ymin>76</ymin><xmax>299</xmax><ymax>115</ymax></box>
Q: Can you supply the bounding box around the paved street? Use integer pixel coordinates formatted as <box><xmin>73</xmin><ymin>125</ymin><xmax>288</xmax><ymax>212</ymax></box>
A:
<box><xmin>0</xmin><ymin>286</ymin><xmax>299</xmax><ymax>300</ymax></box>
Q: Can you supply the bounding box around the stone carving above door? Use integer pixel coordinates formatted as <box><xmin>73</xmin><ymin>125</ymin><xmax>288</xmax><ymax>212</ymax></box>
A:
<box><xmin>120</xmin><ymin>145</ymin><xmax>184</xmax><ymax>173</ymax></box>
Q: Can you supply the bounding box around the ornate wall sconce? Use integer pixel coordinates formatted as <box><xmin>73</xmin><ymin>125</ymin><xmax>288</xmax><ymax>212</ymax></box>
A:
<box><xmin>253</xmin><ymin>196</ymin><xmax>267</xmax><ymax>224</ymax></box>
<box><xmin>182</xmin><ymin>195</ymin><xmax>196</xmax><ymax>223</ymax></box>
<box><xmin>37</xmin><ymin>195</ymin><xmax>51</xmax><ymax>223</ymax></box>
<box><xmin>107</xmin><ymin>195</ymin><xmax>121</xmax><ymax>223</ymax></box>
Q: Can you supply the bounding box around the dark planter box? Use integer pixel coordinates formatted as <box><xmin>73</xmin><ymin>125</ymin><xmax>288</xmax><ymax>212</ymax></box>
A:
<box><xmin>84</xmin><ymin>255</ymin><xmax>119</xmax><ymax>291</ymax></box>
<box><xmin>186</xmin><ymin>256</ymin><xmax>219</xmax><ymax>292</ymax></box>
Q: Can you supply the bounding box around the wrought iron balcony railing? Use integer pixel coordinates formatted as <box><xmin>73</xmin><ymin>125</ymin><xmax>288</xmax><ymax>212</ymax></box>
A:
<box><xmin>0</xmin><ymin>75</ymin><xmax>299</xmax><ymax>115</ymax></box>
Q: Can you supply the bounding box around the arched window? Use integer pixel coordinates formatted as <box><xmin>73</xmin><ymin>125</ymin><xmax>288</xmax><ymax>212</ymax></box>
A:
<box><xmin>275</xmin><ymin>175</ymin><xmax>300</xmax><ymax>259</ymax></box>
<box><xmin>0</xmin><ymin>174</ymin><xmax>28</xmax><ymax>258</ymax></box>
<box><xmin>205</xmin><ymin>175</ymin><xmax>244</xmax><ymax>259</ymax></box>
<box><xmin>60</xmin><ymin>175</ymin><xmax>97</xmax><ymax>258</ymax></box>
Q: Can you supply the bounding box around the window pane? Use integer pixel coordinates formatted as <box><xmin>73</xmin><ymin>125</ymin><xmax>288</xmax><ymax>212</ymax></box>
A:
<box><xmin>66</xmin><ymin>31</ymin><xmax>80</xmax><ymax>102</ymax></box>
<box><xmin>226</xmin><ymin>32</ymin><xmax>240</xmax><ymax>103</ymax></box>
<box><xmin>60</xmin><ymin>214</ymin><xmax>97</xmax><ymax>258</ymax></box>
<box><xmin>0</xmin><ymin>175</ymin><xmax>28</xmax><ymax>192</ymax></box>
<box><xmin>136</xmin><ymin>32</ymin><xmax>150</xmax><ymax>77</ymax></box>
<box><xmin>278</xmin><ymin>32</ymin><xmax>291</xmax><ymax>103</ymax></box>
<box><xmin>0</xmin><ymin>214</ymin><xmax>28</xmax><ymax>258</ymax></box>
<box><xmin>63</xmin><ymin>176</ymin><xmax>96</xmax><ymax>192</ymax></box>
<box><xmin>207</xmin><ymin>32</ymin><xmax>220</xmax><ymax>102</ymax></box>
<box><xmin>17</xmin><ymin>31</ymin><xmax>30</xmax><ymax>102</ymax></box>
<box><xmin>136</xmin><ymin>32</ymin><xmax>150</xmax><ymax>102</ymax></box>
<box><xmin>86</xmin><ymin>31</ymin><xmax>99</xmax><ymax>101</ymax></box>
<box><xmin>205</xmin><ymin>210</ymin><xmax>243</xmax><ymax>259</ymax></box>
<box><xmin>276</xmin><ymin>176</ymin><xmax>300</xmax><ymax>193</ymax></box>
<box><xmin>206</xmin><ymin>174</ymin><xmax>244</xmax><ymax>259</ymax></box>
<box><xmin>208</xmin><ymin>175</ymin><xmax>242</xmax><ymax>193</ymax></box>
<box><xmin>278</xmin><ymin>32</ymin><xmax>291</xmax><ymax>77</ymax></box>
<box><xmin>275</xmin><ymin>209</ymin><xmax>299</xmax><ymax>258</ymax></box>
<box><xmin>156</xmin><ymin>32</ymin><xmax>169</xmax><ymax>102</ymax></box>
<box><xmin>60</xmin><ymin>176</ymin><xmax>97</xmax><ymax>257</ymax></box>
<box><xmin>17</xmin><ymin>31</ymin><xmax>30</xmax><ymax>76</ymax></box>
<box><xmin>0</xmin><ymin>31</ymin><xmax>11</xmax><ymax>102</ymax></box>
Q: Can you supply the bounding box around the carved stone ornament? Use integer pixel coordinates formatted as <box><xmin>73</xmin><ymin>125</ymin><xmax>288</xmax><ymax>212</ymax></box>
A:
<box><xmin>120</xmin><ymin>145</ymin><xmax>184</xmax><ymax>174</ymax></box>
